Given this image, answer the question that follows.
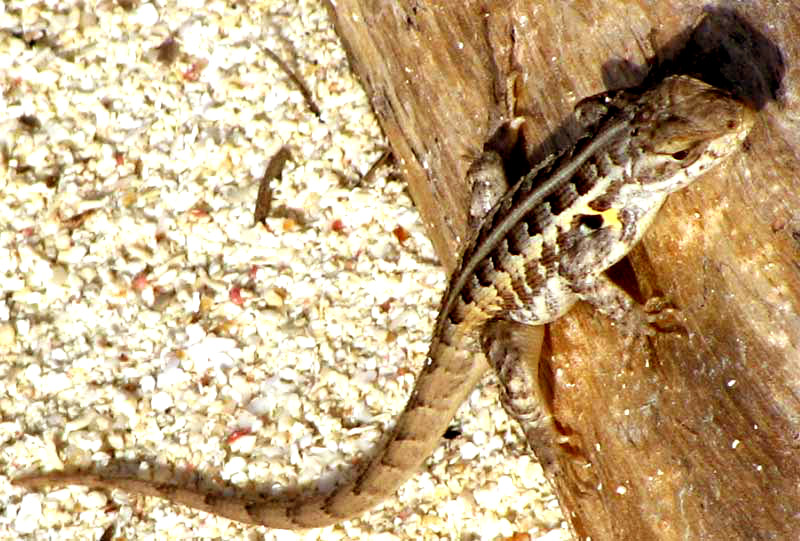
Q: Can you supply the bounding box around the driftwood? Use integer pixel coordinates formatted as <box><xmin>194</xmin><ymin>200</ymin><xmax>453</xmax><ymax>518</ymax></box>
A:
<box><xmin>324</xmin><ymin>1</ymin><xmax>800</xmax><ymax>539</ymax></box>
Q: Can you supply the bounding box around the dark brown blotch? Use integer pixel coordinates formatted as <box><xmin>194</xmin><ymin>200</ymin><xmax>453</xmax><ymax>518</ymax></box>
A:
<box><xmin>523</xmin><ymin>257</ymin><xmax>546</xmax><ymax>293</ymax></box>
<box><xmin>504</xmin><ymin>224</ymin><xmax>529</xmax><ymax>256</ymax></box>
<box><xmin>572</xmin><ymin>161</ymin><xmax>599</xmax><ymax>195</ymax></box>
<box><xmin>539</xmin><ymin>240</ymin><xmax>557</xmax><ymax>268</ymax></box>
<box><xmin>544</xmin><ymin>182</ymin><xmax>579</xmax><ymax>216</ymax></box>
<box><xmin>475</xmin><ymin>258</ymin><xmax>495</xmax><ymax>287</ymax></box>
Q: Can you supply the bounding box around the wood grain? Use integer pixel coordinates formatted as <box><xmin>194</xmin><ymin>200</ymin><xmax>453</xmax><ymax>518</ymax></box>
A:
<box><xmin>324</xmin><ymin>1</ymin><xmax>800</xmax><ymax>539</ymax></box>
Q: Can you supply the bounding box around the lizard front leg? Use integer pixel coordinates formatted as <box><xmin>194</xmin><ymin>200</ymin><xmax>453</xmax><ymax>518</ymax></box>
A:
<box><xmin>573</xmin><ymin>271</ymin><xmax>684</xmax><ymax>337</ymax></box>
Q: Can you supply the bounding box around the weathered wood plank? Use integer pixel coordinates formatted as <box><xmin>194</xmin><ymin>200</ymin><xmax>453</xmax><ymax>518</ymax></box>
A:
<box><xmin>325</xmin><ymin>2</ymin><xmax>800</xmax><ymax>539</ymax></box>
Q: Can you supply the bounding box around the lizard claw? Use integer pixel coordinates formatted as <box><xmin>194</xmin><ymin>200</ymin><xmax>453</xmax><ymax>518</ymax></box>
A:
<box><xmin>644</xmin><ymin>296</ymin><xmax>687</xmax><ymax>334</ymax></box>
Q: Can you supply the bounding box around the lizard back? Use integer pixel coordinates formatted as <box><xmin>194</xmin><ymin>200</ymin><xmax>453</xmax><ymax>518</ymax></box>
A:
<box><xmin>446</xmin><ymin>75</ymin><xmax>754</xmax><ymax>329</ymax></box>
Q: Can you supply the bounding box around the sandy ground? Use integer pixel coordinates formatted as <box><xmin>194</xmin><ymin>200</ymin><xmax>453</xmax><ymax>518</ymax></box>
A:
<box><xmin>0</xmin><ymin>1</ymin><xmax>567</xmax><ymax>539</ymax></box>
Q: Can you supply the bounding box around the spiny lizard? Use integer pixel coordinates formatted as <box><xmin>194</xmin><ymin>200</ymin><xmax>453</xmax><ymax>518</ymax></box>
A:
<box><xmin>13</xmin><ymin>75</ymin><xmax>755</xmax><ymax>528</ymax></box>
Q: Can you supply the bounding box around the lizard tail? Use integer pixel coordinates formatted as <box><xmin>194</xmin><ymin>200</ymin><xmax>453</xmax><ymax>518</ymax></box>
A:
<box><xmin>14</xmin><ymin>334</ymin><xmax>487</xmax><ymax>528</ymax></box>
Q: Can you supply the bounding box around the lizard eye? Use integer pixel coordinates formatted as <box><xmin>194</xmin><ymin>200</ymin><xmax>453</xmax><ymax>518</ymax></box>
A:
<box><xmin>671</xmin><ymin>149</ymin><xmax>691</xmax><ymax>160</ymax></box>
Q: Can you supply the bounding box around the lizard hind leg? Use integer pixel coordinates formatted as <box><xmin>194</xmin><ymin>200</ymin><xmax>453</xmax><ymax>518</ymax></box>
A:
<box><xmin>479</xmin><ymin>319</ymin><xmax>571</xmax><ymax>476</ymax></box>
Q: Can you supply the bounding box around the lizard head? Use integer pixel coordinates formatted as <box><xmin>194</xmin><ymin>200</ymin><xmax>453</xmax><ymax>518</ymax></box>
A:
<box><xmin>631</xmin><ymin>75</ymin><xmax>755</xmax><ymax>193</ymax></box>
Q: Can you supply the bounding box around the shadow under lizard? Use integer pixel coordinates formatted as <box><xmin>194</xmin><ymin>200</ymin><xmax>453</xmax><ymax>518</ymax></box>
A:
<box><xmin>13</xmin><ymin>75</ymin><xmax>755</xmax><ymax>529</ymax></box>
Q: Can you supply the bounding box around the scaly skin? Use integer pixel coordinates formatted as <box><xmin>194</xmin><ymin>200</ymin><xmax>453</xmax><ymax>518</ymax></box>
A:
<box><xmin>13</xmin><ymin>76</ymin><xmax>754</xmax><ymax>528</ymax></box>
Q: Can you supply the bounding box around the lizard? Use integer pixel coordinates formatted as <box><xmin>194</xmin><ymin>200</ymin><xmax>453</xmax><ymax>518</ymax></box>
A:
<box><xmin>13</xmin><ymin>74</ymin><xmax>755</xmax><ymax>529</ymax></box>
